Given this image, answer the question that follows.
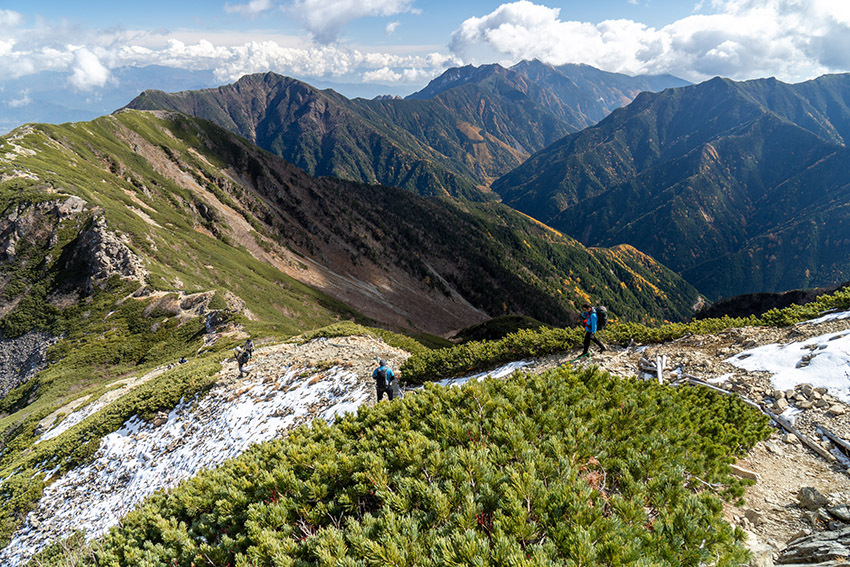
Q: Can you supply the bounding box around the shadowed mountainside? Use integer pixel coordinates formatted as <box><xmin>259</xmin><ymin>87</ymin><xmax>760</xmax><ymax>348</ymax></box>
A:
<box><xmin>493</xmin><ymin>74</ymin><xmax>850</xmax><ymax>300</ymax></box>
<box><xmin>123</xmin><ymin>62</ymin><xmax>687</xmax><ymax>196</ymax></box>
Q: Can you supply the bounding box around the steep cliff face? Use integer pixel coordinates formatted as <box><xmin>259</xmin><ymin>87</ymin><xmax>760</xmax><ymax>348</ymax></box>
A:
<box><xmin>0</xmin><ymin>193</ymin><xmax>147</xmax><ymax>322</ymax></box>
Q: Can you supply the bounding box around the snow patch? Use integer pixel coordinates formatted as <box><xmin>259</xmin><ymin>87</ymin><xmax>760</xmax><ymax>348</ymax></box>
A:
<box><xmin>36</xmin><ymin>397</ymin><xmax>110</xmax><ymax>444</ymax></box>
<box><xmin>708</xmin><ymin>373</ymin><xmax>733</xmax><ymax>385</ymax></box>
<box><xmin>1</xmin><ymin>364</ymin><xmax>370</xmax><ymax>567</ymax></box>
<box><xmin>801</xmin><ymin>309</ymin><xmax>850</xmax><ymax>326</ymax></box>
<box><xmin>436</xmin><ymin>360</ymin><xmax>531</xmax><ymax>388</ymax></box>
<box><xmin>726</xmin><ymin>328</ymin><xmax>850</xmax><ymax>403</ymax></box>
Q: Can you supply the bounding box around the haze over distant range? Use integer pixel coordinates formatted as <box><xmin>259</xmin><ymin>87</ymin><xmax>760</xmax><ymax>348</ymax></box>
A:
<box><xmin>1</xmin><ymin>0</ymin><xmax>850</xmax><ymax>133</ymax></box>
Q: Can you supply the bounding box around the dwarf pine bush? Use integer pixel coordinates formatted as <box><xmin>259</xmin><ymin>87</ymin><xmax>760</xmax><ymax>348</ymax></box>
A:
<box><xmin>401</xmin><ymin>286</ymin><xmax>850</xmax><ymax>383</ymax></box>
<box><xmin>63</xmin><ymin>366</ymin><xmax>768</xmax><ymax>567</ymax></box>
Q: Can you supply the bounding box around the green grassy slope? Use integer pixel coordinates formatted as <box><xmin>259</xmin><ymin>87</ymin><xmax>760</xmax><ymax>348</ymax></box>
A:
<box><xmin>0</xmin><ymin>115</ymin><xmax>362</xmax><ymax>545</ymax></box>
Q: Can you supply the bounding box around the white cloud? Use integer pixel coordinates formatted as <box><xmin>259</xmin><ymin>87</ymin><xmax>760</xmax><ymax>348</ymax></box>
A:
<box><xmin>7</xmin><ymin>90</ymin><xmax>31</xmax><ymax>107</ymax></box>
<box><xmin>0</xmin><ymin>19</ymin><xmax>438</xmax><ymax>101</ymax></box>
<box><xmin>0</xmin><ymin>39</ymin><xmax>14</xmax><ymax>58</ymax></box>
<box><xmin>101</xmin><ymin>35</ymin><xmax>459</xmax><ymax>85</ymax></box>
<box><xmin>224</xmin><ymin>0</ymin><xmax>275</xmax><ymax>17</ymax></box>
<box><xmin>69</xmin><ymin>48</ymin><xmax>111</xmax><ymax>90</ymax></box>
<box><xmin>363</xmin><ymin>67</ymin><xmax>402</xmax><ymax>82</ymax></box>
<box><xmin>288</xmin><ymin>0</ymin><xmax>417</xmax><ymax>42</ymax></box>
<box><xmin>449</xmin><ymin>0</ymin><xmax>850</xmax><ymax>83</ymax></box>
<box><xmin>386</xmin><ymin>21</ymin><xmax>400</xmax><ymax>35</ymax></box>
<box><xmin>0</xmin><ymin>0</ymin><xmax>846</xmax><ymax>99</ymax></box>
<box><xmin>0</xmin><ymin>9</ymin><xmax>23</xmax><ymax>27</ymax></box>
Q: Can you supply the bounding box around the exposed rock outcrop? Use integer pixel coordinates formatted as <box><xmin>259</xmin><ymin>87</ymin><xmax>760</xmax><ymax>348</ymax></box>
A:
<box><xmin>0</xmin><ymin>196</ymin><xmax>85</xmax><ymax>261</ymax></box>
<box><xmin>70</xmin><ymin>214</ymin><xmax>147</xmax><ymax>293</ymax></box>
<box><xmin>778</xmin><ymin>526</ymin><xmax>850</xmax><ymax>564</ymax></box>
<box><xmin>0</xmin><ymin>331</ymin><xmax>60</xmax><ymax>399</ymax></box>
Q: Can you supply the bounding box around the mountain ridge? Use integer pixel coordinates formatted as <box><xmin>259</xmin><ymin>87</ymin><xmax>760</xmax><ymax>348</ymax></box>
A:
<box><xmin>493</xmin><ymin>73</ymin><xmax>850</xmax><ymax>299</ymax></box>
<box><xmin>123</xmin><ymin>62</ymin><xmax>687</xmax><ymax>195</ymax></box>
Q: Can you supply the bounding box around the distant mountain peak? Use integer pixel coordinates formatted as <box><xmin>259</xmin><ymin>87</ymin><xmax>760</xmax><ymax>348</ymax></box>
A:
<box><xmin>406</xmin><ymin>63</ymin><xmax>510</xmax><ymax>100</ymax></box>
<box><xmin>124</xmin><ymin>61</ymin><xmax>688</xmax><ymax>199</ymax></box>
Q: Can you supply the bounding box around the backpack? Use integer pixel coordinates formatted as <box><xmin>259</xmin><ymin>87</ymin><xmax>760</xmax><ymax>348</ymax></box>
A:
<box><xmin>375</xmin><ymin>367</ymin><xmax>389</xmax><ymax>388</ymax></box>
<box><xmin>596</xmin><ymin>306</ymin><xmax>609</xmax><ymax>331</ymax></box>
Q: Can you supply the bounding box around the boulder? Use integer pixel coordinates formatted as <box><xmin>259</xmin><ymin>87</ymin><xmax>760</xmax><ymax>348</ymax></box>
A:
<box><xmin>777</xmin><ymin>526</ymin><xmax>850</xmax><ymax>564</ymax></box>
<box><xmin>828</xmin><ymin>505</ymin><xmax>850</xmax><ymax>523</ymax></box>
<box><xmin>744</xmin><ymin>530</ymin><xmax>775</xmax><ymax>567</ymax></box>
<box><xmin>799</xmin><ymin>487</ymin><xmax>829</xmax><ymax>511</ymax></box>
<box><xmin>731</xmin><ymin>464</ymin><xmax>760</xmax><ymax>481</ymax></box>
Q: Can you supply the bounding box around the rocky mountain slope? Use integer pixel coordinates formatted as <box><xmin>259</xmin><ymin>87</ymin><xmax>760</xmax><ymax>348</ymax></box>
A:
<box><xmin>123</xmin><ymin>62</ymin><xmax>686</xmax><ymax>196</ymax></box>
<box><xmin>493</xmin><ymin>73</ymin><xmax>850</xmax><ymax>300</ymax></box>
<box><xmin>0</xmin><ymin>110</ymin><xmax>699</xmax><ymax>340</ymax></box>
<box><xmin>409</xmin><ymin>60</ymin><xmax>688</xmax><ymax>130</ymax></box>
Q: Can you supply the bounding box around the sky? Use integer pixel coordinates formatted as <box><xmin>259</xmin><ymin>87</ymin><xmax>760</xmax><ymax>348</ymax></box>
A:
<box><xmin>1</xmin><ymin>0</ymin><xmax>849</xmax><ymax>98</ymax></box>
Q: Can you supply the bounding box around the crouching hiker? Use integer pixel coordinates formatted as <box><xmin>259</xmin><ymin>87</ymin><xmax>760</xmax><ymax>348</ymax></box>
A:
<box><xmin>581</xmin><ymin>303</ymin><xmax>608</xmax><ymax>356</ymax></box>
<box><xmin>373</xmin><ymin>359</ymin><xmax>395</xmax><ymax>401</ymax></box>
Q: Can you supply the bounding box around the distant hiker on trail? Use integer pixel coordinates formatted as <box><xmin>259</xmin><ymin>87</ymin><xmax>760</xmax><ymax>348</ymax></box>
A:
<box><xmin>236</xmin><ymin>338</ymin><xmax>254</xmax><ymax>377</ymax></box>
<box><xmin>373</xmin><ymin>359</ymin><xmax>395</xmax><ymax>401</ymax></box>
<box><xmin>581</xmin><ymin>303</ymin><xmax>607</xmax><ymax>356</ymax></box>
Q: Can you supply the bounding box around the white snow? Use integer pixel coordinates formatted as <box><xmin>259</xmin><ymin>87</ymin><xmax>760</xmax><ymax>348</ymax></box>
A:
<box><xmin>779</xmin><ymin>406</ymin><xmax>803</xmax><ymax>425</ymax></box>
<box><xmin>7</xmin><ymin>308</ymin><xmax>850</xmax><ymax>565</ymax></box>
<box><xmin>435</xmin><ymin>360</ymin><xmax>531</xmax><ymax>388</ymax></box>
<box><xmin>708</xmin><ymin>373</ymin><xmax>733</xmax><ymax>385</ymax></box>
<box><xmin>36</xmin><ymin>397</ymin><xmax>110</xmax><ymax>444</ymax></box>
<box><xmin>0</xmin><ymin>363</ymin><xmax>370</xmax><ymax>567</ymax></box>
<box><xmin>726</xmin><ymin>320</ymin><xmax>850</xmax><ymax>403</ymax></box>
<box><xmin>800</xmin><ymin>309</ymin><xmax>850</xmax><ymax>325</ymax></box>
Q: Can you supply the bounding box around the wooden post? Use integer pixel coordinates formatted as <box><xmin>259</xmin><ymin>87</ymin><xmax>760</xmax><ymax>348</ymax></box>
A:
<box><xmin>762</xmin><ymin>408</ymin><xmax>836</xmax><ymax>463</ymax></box>
<box><xmin>815</xmin><ymin>423</ymin><xmax>850</xmax><ymax>455</ymax></box>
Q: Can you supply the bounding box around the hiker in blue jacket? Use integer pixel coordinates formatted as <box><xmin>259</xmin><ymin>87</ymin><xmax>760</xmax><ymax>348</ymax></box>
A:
<box><xmin>372</xmin><ymin>359</ymin><xmax>395</xmax><ymax>401</ymax></box>
<box><xmin>581</xmin><ymin>303</ymin><xmax>607</xmax><ymax>356</ymax></box>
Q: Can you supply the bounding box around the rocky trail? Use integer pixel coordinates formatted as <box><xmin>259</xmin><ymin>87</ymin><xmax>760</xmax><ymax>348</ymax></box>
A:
<box><xmin>1</xmin><ymin>334</ymin><xmax>410</xmax><ymax>566</ymax></box>
<box><xmin>4</xmin><ymin>314</ymin><xmax>850</xmax><ymax>566</ymax></box>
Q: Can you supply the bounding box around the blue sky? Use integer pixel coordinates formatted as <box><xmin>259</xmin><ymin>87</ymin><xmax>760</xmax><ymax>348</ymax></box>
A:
<box><xmin>1</xmin><ymin>0</ymin><xmax>849</xmax><ymax>97</ymax></box>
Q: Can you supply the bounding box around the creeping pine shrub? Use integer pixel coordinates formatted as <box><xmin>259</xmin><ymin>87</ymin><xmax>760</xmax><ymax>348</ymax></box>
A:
<box><xmin>402</xmin><ymin>286</ymin><xmax>850</xmax><ymax>382</ymax></box>
<box><xmin>72</xmin><ymin>367</ymin><xmax>768</xmax><ymax>567</ymax></box>
<box><xmin>300</xmin><ymin>321</ymin><xmax>430</xmax><ymax>355</ymax></box>
<box><xmin>402</xmin><ymin>326</ymin><xmax>583</xmax><ymax>384</ymax></box>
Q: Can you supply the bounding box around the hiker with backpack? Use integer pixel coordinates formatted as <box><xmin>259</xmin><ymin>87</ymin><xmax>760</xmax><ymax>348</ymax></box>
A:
<box><xmin>580</xmin><ymin>303</ymin><xmax>608</xmax><ymax>356</ymax></box>
<box><xmin>236</xmin><ymin>338</ymin><xmax>254</xmax><ymax>377</ymax></box>
<box><xmin>372</xmin><ymin>359</ymin><xmax>396</xmax><ymax>401</ymax></box>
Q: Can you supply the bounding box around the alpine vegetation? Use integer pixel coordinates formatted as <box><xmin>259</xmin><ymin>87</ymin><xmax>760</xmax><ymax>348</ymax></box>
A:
<box><xmin>35</xmin><ymin>366</ymin><xmax>769</xmax><ymax>566</ymax></box>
